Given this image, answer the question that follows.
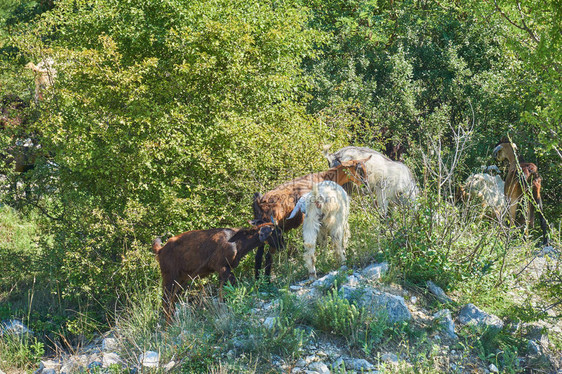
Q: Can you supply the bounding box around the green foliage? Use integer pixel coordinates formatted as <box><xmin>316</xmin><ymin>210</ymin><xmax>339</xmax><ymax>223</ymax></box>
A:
<box><xmin>0</xmin><ymin>332</ymin><xmax>44</xmax><ymax>371</ymax></box>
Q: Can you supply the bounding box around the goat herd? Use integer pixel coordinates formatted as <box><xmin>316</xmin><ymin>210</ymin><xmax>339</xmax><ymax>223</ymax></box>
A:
<box><xmin>1</xmin><ymin>62</ymin><xmax>549</xmax><ymax>321</ymax></box>
<box><xmin>151</xmin><ymin>140</ymin><xmax>548</xmax><ymax>321</ymax></box>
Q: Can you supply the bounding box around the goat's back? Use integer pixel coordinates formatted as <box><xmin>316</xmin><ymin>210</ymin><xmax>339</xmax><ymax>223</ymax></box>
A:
<box><xmin>327</xmin><ymin>146</ymin><xmax>417</xmax><ymax>199</ymax></box>
<box><xmin>157</xmin><ymin>228</ymin><xmax>239</xmax><ymax>279</ymax></box>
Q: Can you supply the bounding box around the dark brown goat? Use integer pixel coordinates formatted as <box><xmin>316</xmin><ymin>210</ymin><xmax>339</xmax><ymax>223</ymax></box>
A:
<box><xmin>152</xmin><ymin>220</ymin><xmax>285</xmax><ymax>322</ymax></box>
<box><xmin>493</xmin><ymin>139</ymin><xmax>548</xmax><ymax>245</ymax></box>
<box><xmin>252</xmin><ymin>157</ymin><xmax>370</xmax><ymax>278</ymax></box>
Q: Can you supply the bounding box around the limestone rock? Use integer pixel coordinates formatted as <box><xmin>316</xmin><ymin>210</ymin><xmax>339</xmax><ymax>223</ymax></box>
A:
<box><xmin>458</xmin><ymin>304</ymin><xmax>504</xmax><ymax>330</ymax></box>
<box><xmin>426</xmin><ymin>281</ymin><xmax>453</xmax><ymax>304</ymax></box>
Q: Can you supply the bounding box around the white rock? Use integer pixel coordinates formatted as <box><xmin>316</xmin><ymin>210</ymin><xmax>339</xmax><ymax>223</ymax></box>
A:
<box><xmin>458</xmin><ymin>304</ymin><xmax>504</xmax><ymax>330</ymax></box>
<box><xmin>263</xmin><ymin>316</ymin><xmax>277</xmax><ymax>329</ymax></box>
<box><xmin>139</xmin><ymin>351</ymin><xmax>159</xmax><ymax>368</ymax></box>
<box><xmin>426</xmin><ymin>281</ymin><xmax>453</xmax><ymax>303</ymax></box>
<box><xmin>308</xmin><ymin>361</ymin><xmax>330</xmax><ymax>374</ymax></box>
<box><xmin>311</xmin><ymin>271</ymin><xmax>338</xmax><ymax>288</ymax></box>
<box><xmin>489</xmin><ymin>363</ymin><xmax>499</xmax><ymax>373</ymax></box>
<box><xmin>345</xmin><ymin>358</ymin><xmax>377</xmax><ymax>371</ymax></box>
<box><xmin>102</xmin><ymin>352</ymin><xmax>122</xmax><ymax>367</ymax></box>
<box><xmin>163</xmin><ymin>360</ymin><xmax>176</xmax><ymax>372</ymax></box>
<box><xmin>345</xmin><ymin>274</ymin><xmax>361</xmax><ymax>287</ymax></box>
<box><xmin>102</xmin><ymin>337</ymin><xmax>119</xmax><ymax>352</ymax></box>
<box><xmin>341</xmin><ymin>286</ymin><xmax>412</xmax><ymax>322</ymax></box>
<box><xmin>0</xmin><ymin>320</ymin><xmax>32</xmax><ymax>336</ymax></box>
<box><xmin>362</xmin><ymin>262</ymin><xmax>389</xmax><ymax>280</ymax></box>
<box><xmin>381</xmin><ymin>352</ymin><xmax>399</xmax><ymax>364</ymax></box>
<box><xmin>433</xmin><ymin>309</ymin><xmax>458</xmax><ymax>340</ymax></box>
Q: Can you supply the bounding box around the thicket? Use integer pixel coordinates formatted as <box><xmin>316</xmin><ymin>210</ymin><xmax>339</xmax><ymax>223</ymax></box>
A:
<box><xmin>0</xmin><ymin>0</ymin><xmax>560</xmax><ymax>369</ymax></box>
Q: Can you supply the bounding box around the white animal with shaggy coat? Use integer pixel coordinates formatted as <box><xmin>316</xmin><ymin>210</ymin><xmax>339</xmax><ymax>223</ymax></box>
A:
<box><xmin>323</xmin><ymin>146</ymin><xmax>418</xmax><ymax>215</ymax></box>
<box><xmin>289</xmin><ymin>181</ymin><xmax>350</xmax><ymax>279</ymax></box>
<box><xmin>462</xmin><ymin>165</ymin><xmax>506</xmax><ymax>218</ymax></box>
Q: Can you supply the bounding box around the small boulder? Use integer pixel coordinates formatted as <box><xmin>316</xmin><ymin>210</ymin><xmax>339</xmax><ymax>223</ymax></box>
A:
<box><xmin>311</xmin><ymin>271</ymin><xmax>338</xmax><ymax>289</ymax></box>
<box><xmin>341</xmin><ymin>286</ymin><xmax>411</xmax><ymax>323</ymax></box>
<box><xmin>103</xmin><ymin>352</ymin><xmax>122</xmax><ymax>367</ymax></box>
<box><xmin>102</xmin><ymin>337</ymin><xmax>119</xmax><ymax>352</ymax></box>
<box><xmin>308</xmin><ymin>361</ymin><xmax>330</xmax><ymax>374</ymax></box>
<box><xmin>426</xmin><ymin>281</ymin><xmax>453</xmax><ymax>304</ymax></box>
<box><xmin>458</xmin><ymin>304</ymin><xmax>504</xmax><ymax>330</ymax></box>
<box><xmin>0</xmin><ymin>320</ymin><xmax>32</xmax><ymax>336</ymax></box>
<box><xmin>362</xmin><ymin>262</ymin><xmax>389</xmax><ymax>281</ymax></box>
<box><xmin>263</xmin><ymin>316</ymin><xmax>277</xmax><ymax>329</ymax></box>
<box><xmin>433</xmin><ymin>309</ymin><xmax>458</xmax><ymax>340</ymax></box>
<box><xmin>139</xmin><ymin>351</ymin><xmax>159</xmax><ymax>368</ymax></box>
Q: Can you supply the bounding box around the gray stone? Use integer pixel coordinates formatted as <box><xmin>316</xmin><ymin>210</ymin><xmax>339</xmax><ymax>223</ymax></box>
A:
<box><xmin>458</xmin><ymin>304</ymin><xmax>504</xmax><ymax>330</ymax></box>
<box><xmin>294</xmin><ymin>287</ymin><xmax>322</xmax><ymax>302</ymax></box>
<box><xmin>433</xmin><ymin>309</ymin><xmax>458</xmax><ymax>340</ymax></box>
<box><xmin>527</xmin><ymin>340</ymin><xmax>542</xmax><ymax>355</ymax></box>
<box><xmin>263</xmin><ymin>316</ymin><xmax>277</xmax><ymax>329</ymax></box>
<box><xmin>102</xmin><ymin>337</ymin><xmax>119</xmax><ymax>352</ymax></box>
<box><xmin>103</xmin><ymin>352</ymin><xmax>122</xmax><ymax>367</ymax></box>
<box><xmin>33</xmin><ymin>362</ymin><xmax>45</xmax><ymax>374</ymax></box>
<box><xmin>0</xmin><ymin>319</ymin><xmax>32</xmax><ymax>336</ymax></box>
<box><xmin>42</xmin><ymin>370</ymin><xmax>57</xmax><ymax>374</ymax></box>
<box><xmin>381</xmin><ymin>352</ymin><xmax>399</xmax><ymax>364</ymax></box>
<box><xmin>88</xmin><ymin>361</ymin><xmax>103</xmax><ymax>370</ymax></box>
<box><xmin>139</xmin><ymin>351</ymin><xmax>159</xmax><ymax>368</ymax></box>
<box><xmin>311</xmin><ymin>271</ymin><xmax>338</xmax><ymax>289</ymax></box>
<box><xmin>345</xmin><ymin>358</ymin><xmax>377</xmax><ymax>371</ymax></box>
<box><xmin>308</xmin><ymin>361</ymin><xmax>330</xmax><ymax>374</ymax></box>
<box><xmin>345</xmin><ymin>274</ymin><xmax>361</xmax><ymax>287</ymax></box>
<box><xmin>489</xmin><ymin>363</ymin><xmax>499</xmax><ymax>373</ymax></box>
<box><xmin>60</xmin><ymin>357</ymin><xmax>84</xmax><ymax>374</ymax></box>
<box><xmin>362</xmin><ymin>262</ymin><xmax>389</xmax><ymax>280</ymax></box>
<box><xmin>341</xmin><ymin>286</ymin><xmax>411</xmax><ymax>323</ymax></box>
<box><xmin>426</xmin><ymin>281</ymin><xmax>453</xmax><ymax>304</ymax></box>
<box><xmin>163</xmin><ymin>360</ymin><xmax>176</xmax><ymax>372</ymax></box>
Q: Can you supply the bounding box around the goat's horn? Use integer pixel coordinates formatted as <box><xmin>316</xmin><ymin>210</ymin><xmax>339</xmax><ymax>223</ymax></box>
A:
<box><xmin>492</xmin><ymin>145</ymin><xmax>502</xmax><ymax>158</ymax></box>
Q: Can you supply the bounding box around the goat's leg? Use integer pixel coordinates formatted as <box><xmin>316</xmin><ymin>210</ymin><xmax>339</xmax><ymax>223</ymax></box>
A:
<box><xmin>331</xmin><ymin>226</ymin><xmax>346</xmax><ymax>264</ymax></box>
<box><xmin>162</xmin><ymin>280</ymin><xmax>178</xmax><ymax>324</ymax></box>
<box><xmin>303</xmin><ymin>220</ymin><xmax>319</xmax><ymax>279</ymax></box>
<box><xmin>303</xmin><ymin>242</ymin><xmax>317</xmax><ymax>279</ymax></box>
<box><xmin>218</xmin><ymin>266</ymin><xmax>234</xmax><ymax>302</ymax></box>
<box><xmin>535</xmin><ymin>198</ymin><xmax>549</xmax><ymax>245</ymax></box>
<box><xmin>254</xmin><ymin>245</ymin><xmax>265</xmax><ymax>279</ymax></box>
<box><xmin>264</xmin><ymin>251</ymin><xmax>273</xmax><ymax>279</ymax></box>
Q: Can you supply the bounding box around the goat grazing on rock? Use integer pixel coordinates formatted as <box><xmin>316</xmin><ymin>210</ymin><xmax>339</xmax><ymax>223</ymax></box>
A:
<box><xmin>253</xmin><ymin>157</ymin><xmax>369</xmax><ymax>279</ymax></box>
<box><xmin>323</xmin><ymin>145</ymin><xmax>418</xmax><ymax>215</ymax></box>
<box><xmin>461</xmin><ymin>165</ymin><xmax>506</xmax><ymax>219</ymax></box>
<box><xmin>152</xmin><ymin>219</ymin><xmax>285</xmax><ymax>322</ymax></box>
<box><xmin>493</xmin><ymin>139</ymin><xmax>548</xmax><ymax>245</ymax></box>
<box><xmin>288</xmin><ymin>181</ymin><xmax>350</xmax><ymax>279</ymax></box>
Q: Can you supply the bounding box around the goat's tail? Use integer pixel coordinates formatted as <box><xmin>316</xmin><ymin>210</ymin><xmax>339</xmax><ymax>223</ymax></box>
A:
<box><xmin>152</xmin><ymin>237</ymin><xmax>163</xmax><ymax>254</ymax></box>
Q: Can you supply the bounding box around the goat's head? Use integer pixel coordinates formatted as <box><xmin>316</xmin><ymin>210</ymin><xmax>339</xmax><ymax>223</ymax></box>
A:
<box><xmin>493</xmin><ymin>139</ymin><xmax>517</xmax><ymax>163</ymax></box>
<box><xmin>336</xmin><ymin>156</ymin><xmax>371</xmax><ymax>185</ymax></box>
<box><xmin>249</xmin><ymin>219</ymin><xmax>286</xmax><ymax>252</ymax></box>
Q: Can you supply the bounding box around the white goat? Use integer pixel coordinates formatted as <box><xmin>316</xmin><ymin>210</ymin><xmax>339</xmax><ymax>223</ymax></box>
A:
<box><xmin>289</xmin><ymin>181</ymin><xmax>350</xmax><ymax>279</ymax></box>
<box><xmin>323</xmin><ymin>145</ymin><xmax>418</xmax><ymax>215</ymax></box>
<box><xmin>462</xmin><ymin>165</ymin><xmax>506</xmax><ymax>219</ymax></box>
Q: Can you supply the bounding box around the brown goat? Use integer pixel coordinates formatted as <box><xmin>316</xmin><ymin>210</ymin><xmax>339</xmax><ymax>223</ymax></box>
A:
<box><xmin>493</xmin><ymin>139</ymin><xmax>548</xmax><ymax>245</ymax></box>
<box><xmin>252</xmin><ymin>157</ymin><xmax>370</xmax><ymax>278</ymax></box>
<box><xmin>25</xmin><ymin>59</ymin><xmax>56</xmax><ymax>103</ymax></box>
<box><xmin>152</xmin><ymin>220</ymin><xmax>285</xmax><ymax>322</ymax></box>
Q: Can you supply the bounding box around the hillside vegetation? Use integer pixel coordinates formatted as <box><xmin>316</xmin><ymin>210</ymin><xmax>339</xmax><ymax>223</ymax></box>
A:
<box><xmin>0</xmin><ymin>0</ymin><xmax>560</xmax><ymax>372</ymax></box>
